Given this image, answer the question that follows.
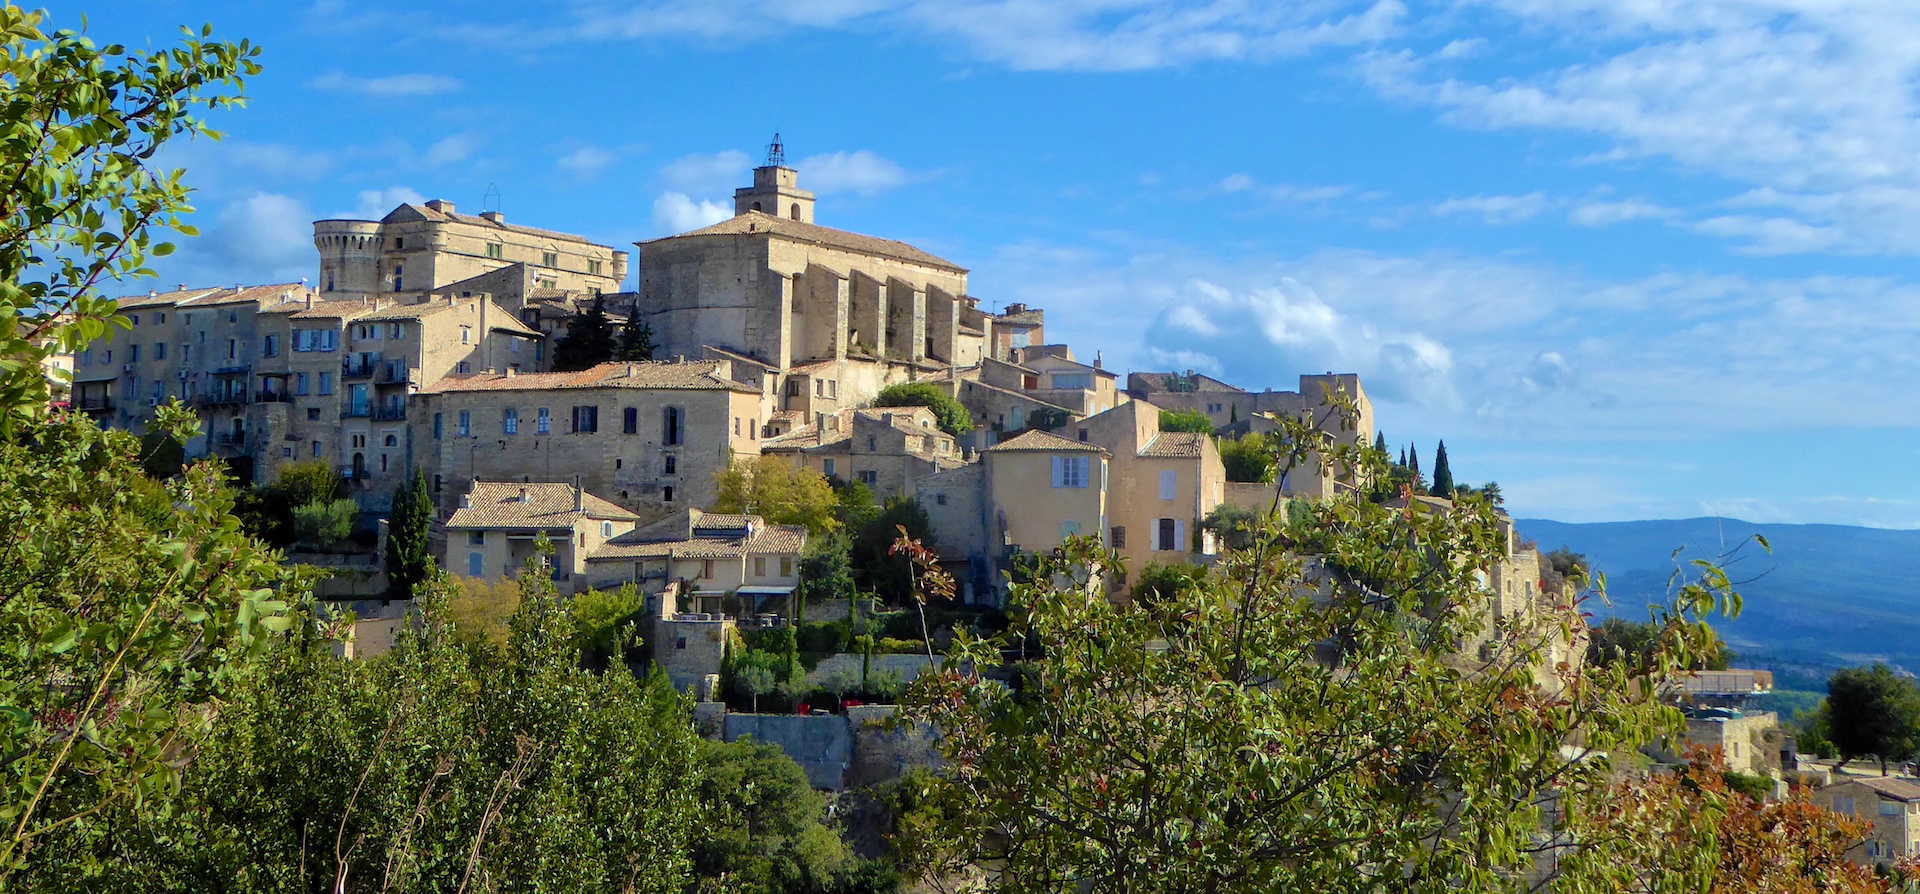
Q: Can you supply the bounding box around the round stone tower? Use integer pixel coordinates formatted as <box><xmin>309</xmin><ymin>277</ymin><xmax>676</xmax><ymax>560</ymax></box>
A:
<box><xmin>313</xmin><ymin>219</ymin><xmax>385</xmax><ymax>295</ymax></box>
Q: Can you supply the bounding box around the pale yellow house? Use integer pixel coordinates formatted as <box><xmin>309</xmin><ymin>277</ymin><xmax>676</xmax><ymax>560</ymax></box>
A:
<box><xmin>1064</xmin><ymin>399</ymin><xmax>1227</xmax><ymax>584</ymax></box>
<box><xmin>441</xmin><ymin>481</ymin><xmax>641</xmax><ymax>594</ymax></box>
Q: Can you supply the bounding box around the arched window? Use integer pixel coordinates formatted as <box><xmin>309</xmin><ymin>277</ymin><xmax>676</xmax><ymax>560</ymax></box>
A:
<box><xmin>663</xmin><ymin>406</ymin><xmax>682</xmax><ymax>446</ymax></box>
<box><xmin>750</xmin><ymin>201</ymin><xmax>762</xmax><ymax>213</ymax></box>
<box><xmin>384</xmin><ymin>434</ymin><xmax>397</xmax><ymax>447</ymax></box>
<box><xmin>789</xmin><ymin>203</ymin><xmax>801</xmax><ymax>220</ymax></box>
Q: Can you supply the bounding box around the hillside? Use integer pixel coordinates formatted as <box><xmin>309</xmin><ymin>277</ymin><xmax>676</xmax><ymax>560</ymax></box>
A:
<box><xmin>1516</xmin><ymin>518</ymin><xmax>1920</xmax><ymax>676</ymax></box>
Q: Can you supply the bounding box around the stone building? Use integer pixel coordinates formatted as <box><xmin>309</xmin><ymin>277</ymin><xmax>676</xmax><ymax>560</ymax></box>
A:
<box><xmin>586</xmin><ymin>507</ymin><xmax>807</xmax><ymax>617</ymax></box>
<box><xmin>410</xmin><ymin>360</ymin><xmax>767</xmax><ymax>517</ymax></box>
<box><xmin>1062</xmin><ymin>398</ymin><xmax>1227</xmax><ymax>583</ymax></box>
<box><xmin>1815</xmin><ymin>776</ymin><xmax>1920</xmax><ymax>866</ymax></box>
<box><xmin>440</xmin><ymin>480</ymin><xmax>640</xmax><ymax>594</ymax></box>
<box><xmin>630</xmin><ymin>149</ymin><xmax>1000</xmax><ymax>424</ymax></box>
<box><xmin>759</xmin><ymin>405</ymin><xmax>964</xmax><ymax>500</ymax></box>
<box><xmin>1130</xmin><ymin>370</ymin><xmax>1375</xmax><ymax>448</ymax></box>
<box><xmin>315</xmin><ymin>199</ymin><xmax>627</xmax><ymax>305</ymax></box>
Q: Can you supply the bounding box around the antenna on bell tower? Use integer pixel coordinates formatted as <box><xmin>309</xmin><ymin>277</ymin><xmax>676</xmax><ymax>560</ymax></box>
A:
<box><xmin>766</xmin><ymin>132</ymin><xmax>786</xmax><ymax>167</ymax></box>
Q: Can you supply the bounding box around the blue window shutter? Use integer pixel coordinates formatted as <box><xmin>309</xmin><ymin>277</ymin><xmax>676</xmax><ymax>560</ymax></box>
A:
<box><xmin>1051</xmin><ymin>456</ymin><xmax>1064</xmax><ymax>488</ymax></box>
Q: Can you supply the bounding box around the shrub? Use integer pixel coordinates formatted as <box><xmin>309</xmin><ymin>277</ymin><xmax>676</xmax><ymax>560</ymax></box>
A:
<box><xmin>797</xmin><ymin>620</ymin><xmax>851</xmax><ymax>654</ymax></box>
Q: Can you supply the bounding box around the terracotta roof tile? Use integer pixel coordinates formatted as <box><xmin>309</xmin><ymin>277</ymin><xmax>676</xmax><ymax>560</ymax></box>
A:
<box><xmin>419</xmin><ymin>360</ymin><xmax>758</xmax><ymax>395</ymax></box>
<box><xmin>588</xmin><ymin>509</ymin><xmax>807</xmax><ymax>561</ymax></box>
<box><xmin>642</xmin><ymin>211</ymin><xmax>966</xmax><ymax>274</ymax></box>
<box><xmin>986</xmin><ymin>429</ymin><xmax>1107</xmax><ymax>453</ymax></box>
<box><xmin>1139</xmin><ymin>432</ymin><xmax>1209</xmax><ymax>458</ymax></box>
<box><xmin>444</xmin><ymin>481</ymin><xmax>638</xmax><ymax>530</ymax></box>
<box><xmin>1843</xmin><ymin>776</ymin><xmax>1920</xmax><ymax>802</ymax></box>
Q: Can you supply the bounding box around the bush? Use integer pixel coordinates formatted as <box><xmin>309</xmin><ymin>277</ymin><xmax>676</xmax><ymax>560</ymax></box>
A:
<box><xmin>873</xmin><ymin>382</ymin><xmax>972</xmax><ymax>438</ymax></box>
<box><xmin>291</xmin><ymin>497</ymin><xmax>356</xmax><ymax>551</ymax></box>
<box><xmin>875</xmin><ymin>637</ymin><xmax>929</xmax><ymax>654</ymax></box>
<box><xmin>797</xmin><ymin>620</ymin><xmax>851</xmax><ymax>654</ymax></box>
<box><xmin>1158</xmin><ymin>408</ymin><xmax>1214</xmax><ymax>433</ymax></box>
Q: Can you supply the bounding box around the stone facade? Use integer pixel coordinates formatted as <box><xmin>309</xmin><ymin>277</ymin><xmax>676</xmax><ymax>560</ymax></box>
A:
<box><xmin>1815</xmin><ymin>775</ymin><xmax>1920</xmax><ymax>866</ymax></box>
<box><xmin>315</xmin><ymin>198</ymin><xmax>627</xmax><ymax>304</ymax></box>
<box><xmin>1062</xmin><ymin>399</ymin><xmax>1227</xmax><ymax>581</ymax></box>
<box><xmin>916</xmin><ymin>429</ymin><xmax>1111</xmax><ymax>603</ymax></box>
<box><xmin>586</xmin><ymin>507</ymin><xmax>807</xmax><ymax>616</ymax></box>
<box><xmin>760</xmin><ymin>405</ymin><xmax>964</xmax><ymax>500</ymax></box>
<box><xmin>410</xmin><ymin>360</ymin><xmax>766</xmax><ymax>516</ymax></box>
<box><xmin>439</xmin><ymin>480</ymin><xmax>641</xmax><ymax>594</ymax></box>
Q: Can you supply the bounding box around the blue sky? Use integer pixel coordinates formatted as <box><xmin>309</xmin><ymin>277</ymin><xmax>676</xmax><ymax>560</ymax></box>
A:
<box><xmin>82</xmin><ymin>1</ymin><xmax>1920</xmax><ymax>527</ymax></box>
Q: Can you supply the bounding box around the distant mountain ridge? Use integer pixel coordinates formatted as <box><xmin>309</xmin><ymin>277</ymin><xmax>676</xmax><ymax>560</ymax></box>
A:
<box><xmin>1515</xmin><ymin>518</ymin><xmax>1920</xmax><ymax>672</ymax></box>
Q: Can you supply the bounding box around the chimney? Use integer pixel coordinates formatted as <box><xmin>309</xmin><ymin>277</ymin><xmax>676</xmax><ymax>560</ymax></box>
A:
<box><xmin>177</xmin><ymin>283</ymin><xmax>186</xmax><ymax>291</ymax></box>
<box><xmin>147</xmin><ymin>289</ymin><xmax>157</xmax><ymax>297</ymax></box>
<box><xmin>518</xmin><ymin>486</ymin><xmax>528</xmax><ymax>502</ymax></box>
<box><xmin>480</xmin><ymin>210</ymin><xmax>504</xmax><ymax>224</ymax></box>
<box><xmin>304</xmin><ymin>295</ymin><xmax>313</xmax><ymax>310</ymax></box>
<box><xmin>504</xmin><ymin>367</ymin><xmax>515</xmax><ymax>378</ymax></box>
<box><xmin>1094</xmin><ymin>350</ymin><xmax>1103</xmax><ymax>370</ymax></box>
<box><xmin>424</xmin><ymin>199</ymin><xmax>454</xmax><ymax>214</ymax></box>
<box><xmin>572</xmin><ymin>476</ymin><xmax>584</xmax><ymax>511</ymax></box>
<box><xmin>459</xmin><ymin>493</ymin><xmax>472</xmax><ymax>509</ymax></box>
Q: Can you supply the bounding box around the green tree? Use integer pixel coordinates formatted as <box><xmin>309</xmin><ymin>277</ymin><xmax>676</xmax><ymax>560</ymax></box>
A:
<box><xmin>1217</xmin><ymin>432</ymin><xmax>1274</xmax><ymax>483</ymax></box>
<box><xmin>898</xmin><ymin>393</ymin><xmax>1743</xmax><ymax>893</ymax></box>
<box><xmin>850</xmin><ymin>496</ymin><xmax>934</xmax><ymax>604</ymax></box>
<box><xmin>1407</xmin><ymin>441</ymin><xmax>1421</xmax><ymax>479</ymax></box>
<box><xmin>714</xmin><ymin>455</ymin><xmax>840</xmax><ymax>534</ymax></box>
<box><xmin>292</xmin><ymin>496</ymin><xmax>357</xmax><ymax>550</ymax></box>
<box><xmin>1200</xmin><ymin>502</ymin><xmax>1265</xmax><ymax>552</ymax></box>
<box><xmin>235</xmin><ymin>459</ymin><xmax>345</xmax><ymax>548</ymax></box>
<box><xmin>1373</xmin><ymin>431</ymin><xmax>1388</xmax><ymax>455</ymax></box>
<box><xmin>552</xmin><ymin>294</ymin><xmax>617</xmax><ymax>371</ymax></box>
<box><xmin>385</xmin><ymin>466</ymin><xmax>435</xmax><ymax>600</ymax></box>
<box><xmin>0</xmin><ymin>8</ymin><xmax>258</xmax><ymax>432</ymax></box>
<box><xmin>0</xmin><ymin>406</ymin><xmax>313</xmax><ymax>879</ymax></box>
<box><xmin>1825</xmin><ymin>663</ymin><xmax>1920</xmax><ymax>775</ymax></box>
<box><xmin>1157</xmin><ymin>407</ymin><xmax>1214</xmax><ymax>433</ymax></box>
<box><xmin>690</xmin><ymin>738</ymin><xmax>857</xmax><ymax>893</ymax></box>
<box><xmin>571</xmin><ymin>583</ymin><xmax>647</xmax><ymax>667</ymax></box>
<box><xmin>872</xmin><ymin>382</ymin><xmax>972</xmax><ymax>439</ymax></box>
<box><xmin>1540</xmin><ymin>546</ymin><xmax>1590</xmax><ymax>599</ymax></box>
<box><xmin>798</xmin><ymin>533</ymin><xmax>857</xmax><ymax>627</ymax></box>
<box><xmin>1431</xmin><ymin>439</ymin><xmax>1454</xmax><ymax>498</ymax></box>
<box><xmin>616</xmin><ymin>311</ymin><xmax>656</xmax><ymax>361</ymax></box>
<box><xmin>1586</xmin><ymin>616</ymin><xmax>1732</xmax><ymax>674</ymax></box>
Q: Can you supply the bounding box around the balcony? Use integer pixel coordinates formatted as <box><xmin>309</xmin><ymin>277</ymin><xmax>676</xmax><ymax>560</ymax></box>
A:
<box><xmin>74</xmin><ymin>396</ymin><xmax>113</xmax><ymax>412</ymax></box>
<box><xmin>254</xmin><ymin>391</ymin><xmax>294</xmax><ymax>404</ymax></box>
<box><xmin>372</xmin><ymin>406</ymin><xmax>407</xmax><ymax>421</ymax></box>
<box><xmin>199</xmin><ymin>392</ymin><xmax>247</xmax><ymax>407</ymax></box>
<box><xmin>343</xmin><ymin>405</ymin><xmax>371</xmax><ymax>419</ymax></box>
<box><xmin>341</xmin><ymin>361</ymin><xmax>376</xmax><ymax>380</ymax></box>
<box><xmin>215</xmin><ymin>433</ymin><xmax>247</xmax><ymax>450</ymax></box>
<box><xmin>376</xmin><ymin>364</ymin><xmax>411</xmax><ymax>385</ymax></box>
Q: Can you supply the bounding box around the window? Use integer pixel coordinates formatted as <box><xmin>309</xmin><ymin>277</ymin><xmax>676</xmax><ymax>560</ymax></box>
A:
<box><xmin>262</xmin><ymin>334</ymin><xmax>277</xmax><ymax>357</ymax></box>
<box><xmin>754</xmin><ymin>557</ymin><xmax>767</xmax><ymax>576</ymax></box>
<box><xmin>734</xmin><ymin>417</ymin><xmax>741</xmax><ymax>436</ymax></box>
<box><xmin>433</xmin><ymin>412</ymin><xmax>443</xmax><ymax>440</ymax></box>
<box><xmin>1111</xmin><ymin>526</ymin><xmax>1127</xmax><ymax>548</ymax></box>
<box><xmin>384</xmin><ymin>434</ymin><xmax>397</xmax><ymax>447</ymax></box>
<box><xmin>307</xmin><ymin>408</ymin><xmax>321</xmax><ymax>421</ymax></box>
<box><xmin>1837</xmin><ymin>796</ymin><xmax>1856</xmax><ymax>814</ymax></box>
<box><xmin>663</xmin><ymin>486</ymin><xmax>675</xmax><ymax>502</ymax></box>
<box><xmin>295</xmin><ymin>373</ymin><xmax>310</xmax><ymax>395</ymax></box>
<box><xmin>780</xmin><ymin>557</ymin><xmax>792</xmax><ymax>577</ymax></box>
<box><xmin>319</xmin><ymin>372</ymin><xmax>333</xmax><ymax>395</ymax></box>
<box><xmin>1156</xmin><ymin>518</ymin><xmax>1184</xmax><ymax>552</ymax></box>
<box><xmin>1884</xmin><ymin>800</ymin><xmax>1904</xmax><ymax>816</ymax></box>
<box><xmin>821</xmin><ymin>458</ymin><xmax>835</xmax><ymax>477</ymax></box>
<box><xmin>129</xmin><ymin>344</ymin><xmax>140</xmax><ymax>362</ymax></box>
<box><xmin>468</xmin><ymin>552</ymin><xmax>483</xmax><ymax>577</ymax></box>
<box><xmin>1060</xmin><ymin>521</ymin><xmax>1081</xmax><ymax>539</ymax></box>
<box><xmin>935</xmin><ymin>494</ymin><xmax>948</xmax><ymax>505</ymax></box>
<box><xmin>468</xmin><ymin>530</ymin><xmax>485</xmax><ymax>546</ymax></box>
<box><xmin>283</xmin><ymin>447</ymin><xmax>293</xmax><ymax>458</ymax></box>
<box><xmin>1160</xmin><ymin>469</ymin><xmax>1177</xmax><ymax>500</ymax></box>
<box><xmin>395</xmin><ymin>237</ymin><xmax>404</xmax><ymax>250</ymax></box>
<box><xmin>662</xmin><ymin>407</ymin><xmax>682</xmax><ymax>445</ymax></box>
<box><xmin>541</xmin><ymin>251</ymin><xmax>558</xmax><ymax>267</ymax></box>
<box><xmin>154</xmin><ymin>342</ymin><xmax>166</xmax><ymax>360</ymax></box>
<box><xmin>1052</xmin><ymin>456</ymin><xmax>1089</xmax><ymax>489</ymax></box>
<box><xmin>393</xmin><ymin>265</ymin><xmax>403</xmax><ymax>291</ymax></box>
<box><xmin>571</xmin><ymin>405</ymin><xmax>599</xmax><ymax>433</ymax></box>
<box><xmin>675</xmin><ymin>637</ymin><xmax>687</xmax><ymax>650</ymax></box>
<box><xmin>623</xmin><ymin>407</ymin><xmax>637</xmax><ymax>434</ymax></box>
<box><xmin>227</xmin><ymin>338</ymin><xmax>237</xmax><ymax>360</ymax></box>
<box><xmin>699</xmin><ymin>559</ymin><xmax>713</xmax><ymax>579</ymax></box>
<box><xmin>485</xmin><ymin>242</ymin><xmax>502</xmax><ymax>260</ymax></box>
<box><xmin>858</xmin><ymin>470</ymin><xmax>878</xmax><ymax>487</ymax></box>
<box><xmin>504</xmin><ymin>407</ymin><xmax>519</xmax><ymax>434</ymax></box>
<box><xmin>1078</xmin><ymin>429</ymin><xmax>1089</xmax><ymax>442</ymax></box>
<box><xmin>1052</xmin><ymin>373</ymin><xmax>1093</xmax><ymax>390</ymax></box>
<box><xmin>588</xmin><ymin>260</ymin><xmax>602</xmax><ymax>276</ymax></box>
<box><xmin>130</xmin><ymin>314</ymin><xmax>139</xmax><ymax>326</ymax></box>
<box><xmin>867</xmin><ymin>436</ymin><xmax>877</xmax><ymax>451</ymax></box>
<box><xmin>664</xmin><ymin>455</ymin><xmax>677</xmax><ymax>475</ymax></box>
<box><xmin>460</xmin><ymin>326</ymin><xmax>472</xmax><ymax>345</ymax></box>
<box><xmin>602</xmin><ymin>522</ymin><xmax>614</xmax><ymax>538</ymax></box>
<box><xmin>456</xmin><ymin>361</ymin><xmax>470</xmax><ymax>374</ymax></box>
<box><xmin>434</xmin><ymin>474</ymin><xmax>442</xmax><ymax>493</ymax></box>
<box><xmin>387</xmin><ymin>322</ymin><xmax>403</xmax><ymax>339</ymax></box>
<box><xmin>458</xmin><ymin>410</ymin><xmax>471</xmax><ymax>437</ymax></box>
<box><xmin>815</xmin><ymin>379</ymin><xmax>824</xmax><ymax>396</ymax></box>
<box><xmin>311</xmin><ymin>440</ymin><xmax>323</xmax><ymax>457</ymax></box>
<box><xmin>352</xmin><ymin>434</ymin><xmax>366</xmax><ymax>449</ymax></box>
<box><xmin>537</xmin><ymin>407</ymin><xmax>550</xmax><ymax>434</ymax></box>
<box><xmin>155</xmin><ymin>312</ymin><xmax>165</xmax><ymax>324</ymax></box>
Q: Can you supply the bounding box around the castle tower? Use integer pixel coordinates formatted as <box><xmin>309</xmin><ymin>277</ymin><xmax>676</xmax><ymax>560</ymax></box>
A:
<box><xmin>733</xmin><ymin>133</ymin><xmax>816</xmax><ymax>223</ymax></box>
<box><xmin>313</xmin><ymin>220</ymin><xmax>385</xmax><ymax>295</ymax></box>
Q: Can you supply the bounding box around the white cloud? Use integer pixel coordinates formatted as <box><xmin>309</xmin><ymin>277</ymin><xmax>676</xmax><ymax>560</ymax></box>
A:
<box><xmin>209</xmin><ymin>193</ymin><xmax>315</xmax><ymax>273</ymax></box>
<box><xmin>650</xmin><ymin>192</ymin><xmax>731</xmax><ymax>235</ymax></box>
<box><xmin>556</xmin><ymin>0</ymin><xmax>1410</xmax><ymax>71</ymax></box>
<box><xmin>1432</xmin><ymin>192</ymin><xmax>1547</xmax><ymax>224</ymax></box>
<box><xmin>338</xmin><ymin>187</ymin><xmax>427</xmax><ymax>221</ymax></box>
<box><xmin>421</xmin><ymin>134</ymin><xmax>481</xmax><ymax>167</ymax></box>
<box><xmin>309</xmin><ymin>71</ymin><xmax>463</xmax><ymax>97</ymax></box>
<box><xmin>794</xmin><ymin>150</ymin><xmax>910</xmax><ymax>195</ymax></box>
<box><xmin>1568</xmin><ymin>198</ymin><xmax>1673</xmax><ymax>227</ymax></box>
<box><xmin>659</xmin><ymin>149</ymin><xmax>753</xmax><ymax>195</ymax></box>
<box><xmin>558</xmin><ymin>146</ymin><xmax>620</xmax><ymax>179</ymax></box>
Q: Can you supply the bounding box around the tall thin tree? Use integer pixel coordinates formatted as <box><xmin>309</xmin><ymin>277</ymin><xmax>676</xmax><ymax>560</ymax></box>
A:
<box><xmin>1431</xmin><ymin>440</ymin><xmax>1454</xmax><ymax>498</ymax></box>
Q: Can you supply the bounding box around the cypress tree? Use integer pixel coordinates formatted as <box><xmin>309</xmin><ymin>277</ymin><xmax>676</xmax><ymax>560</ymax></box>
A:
<box><xmin>1408</xmin><ymin>444</ymin><xmax>1420</xmax><ymax>478</ymax></box>
<box><xmin>1398</xmin><ymin>447</ymin><xmax>1407</xmax><ymax>468</ymax></box>
<box><xmin>616</xmin><ymin>312</ymin><xmax>656</xmax><ymax>362</ymax></box>
<box><xmin>1431</xmin><ymin>440</ymin><xmax>1455</xmax><ymax>498</ymax></box>
<box><xmin>553</xmin><ymin>294</ymin><xmax>616</xmax><ymax>371</ymax></box>
<box><xmin>385</xmin><ymin>467</ymin><xmax>435</xmax><ymax>600</ymax></box>
<box><xmin>1374</xmin><ymin>432</ymin><xmax>1388</xmax><ymax>455</ymax></box>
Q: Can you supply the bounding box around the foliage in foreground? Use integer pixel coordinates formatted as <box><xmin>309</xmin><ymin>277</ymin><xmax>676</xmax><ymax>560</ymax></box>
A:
<box><xmin>716</xmin><ymin>455</ymin><xmax>842</xmax><ymax>535</ymax></box>
<box><xmin>897</xmin><ymin>391</ymin><xmax>1785</xmax><ymax>893</ymax></box>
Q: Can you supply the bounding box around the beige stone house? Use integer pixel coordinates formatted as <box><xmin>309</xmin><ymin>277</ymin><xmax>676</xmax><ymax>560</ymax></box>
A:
<box><xmin>760</xmin><ymin>405</ymin><xmax>964</xmax><ymax>499</ymax></box>
<box><xmin>316</xmin><ymin>199</ymin><xmax>627</xmax><ymax>304</ymax></box>
<box><xmin>989</xmin><ymin>302</ymin><xmax>1044</xmax><ymax>359</ymax></box>
<box><xmin>410</xmin><ymin>360</ymin><xmax>766</xmax><ymax>516</ymax></box>
<box><xmin>1816</xmin><ymin>776</ymin><xmax>1920</xmax><ymax>866</ymax></box>
<box><xmin>1063</xmin><ymin>399</ymin><xmax>1227</xmax><ymax>583</ymax></box>
<box><xmin>441</xmin><ymin>481</ymin><xmax>640</xmax><ymax>594</ymax></box>
<box><xmin>585</xmin><ymin>508</ymin><xmax>807</xmax><ymax>618</ymax></box>
<box><xmin>1131</xmin><ymin>370</ymin><xmax>1374</xmax><ymax>444</ymax></box>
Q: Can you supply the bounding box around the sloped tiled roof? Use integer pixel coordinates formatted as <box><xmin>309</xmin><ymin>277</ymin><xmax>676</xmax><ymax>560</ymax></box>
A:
<box><xmin>357</xmin><ymin>300</ymin><xmax>542</xmax><ymax>336</ymax></box>
<box><xmin>986</xmin><ymin>429</ymin><xmax>1107</xmax><ymax>453</ymax></box>
<box><xmin>643</xmin><ymin>211</ymin><xmax>966</xmax><ymax>274</ymax></box>
<box><xmin>444</xmin><ymin>481</ymin><xmax>638</xmax><ymax>530</ymax></box>
<box><xmin>1843</xmin><ymin>776</ymin><xmax>1920</xmax><ymax>802</ymax></box>
<box><xmin>375</xmin><ymin>203</ymin><xmax>607</xmax><ymax>247</ymax></box>
<box><xmin>419</xmin><ymin>360</ymin><xmax>759</xmax><ymax>395</ymax></box>
<box><xmin>189</xmin><ymin>283</ymin><xmax>313</xmax><ymax>308</ymax></box>
<box><xmin>589</xmin><ymin>508</ymin><xmax>807</xmax><ymax>561</ymax></box>
<box><xmin>1139</xmin><ymin>432</ymin><xmax>1210</xmax><ymax>458</ymax></box>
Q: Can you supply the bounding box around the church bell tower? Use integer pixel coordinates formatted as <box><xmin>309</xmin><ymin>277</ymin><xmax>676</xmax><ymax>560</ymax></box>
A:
<box><xmin>733</xmin><ymin>133</ymin><xmax>816</xmax><ymax>223</ymax></box>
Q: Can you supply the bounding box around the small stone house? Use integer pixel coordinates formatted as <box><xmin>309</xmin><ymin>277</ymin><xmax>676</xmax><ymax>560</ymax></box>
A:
<box><xmin>586</xmin><ymin>508</ymin><xmax>807</xmax><ymax>619</ymax></box>
<box><xmin>1816</xmin><ymin>776</ymin><xmax>1920</xmax><ymax>865</ymax></box>
<box><xmin>441</xmin><ymin>480</ymin><xmax>640</xmax><ymax>594</ymax></box>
